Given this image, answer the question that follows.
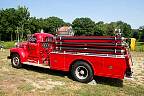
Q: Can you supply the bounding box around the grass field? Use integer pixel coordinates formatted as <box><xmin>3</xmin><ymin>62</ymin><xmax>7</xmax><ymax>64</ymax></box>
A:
<box><xmin>135</xmin><ymin>42</ymin><xmax>144</xmax><ymax>52</ymax></box>
<box><xmin>0</xmin><ymin>50</ymin><xmax>144</xmax><ymax>96</ymax></box>
<box><xmin>0</xmin><ymin>41</ymin><xmax>15</xmax><ymax>49</ymax></box>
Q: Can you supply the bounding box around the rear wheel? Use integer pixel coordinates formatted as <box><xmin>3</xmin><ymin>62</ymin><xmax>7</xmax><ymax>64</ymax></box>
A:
<box><xmin>11</xmin><ymin>54</ymin><xmax>22</xmax><ymax>68</ymax></box>
<box><xmin>71</xmin><ymin>61</ymin><xmax>93</xmax><ymax>83</ymax></box>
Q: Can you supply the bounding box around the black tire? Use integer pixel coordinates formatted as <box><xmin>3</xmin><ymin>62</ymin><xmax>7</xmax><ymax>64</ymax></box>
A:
<box><xmin>11</xmin><ymin>54</ymin><xmax>22</xmax><ymax>68</ymax></box>
<box><xmin>71</xmin><ymin>61</ymin><xmax>93</xmax><ymax>83</ymax></box>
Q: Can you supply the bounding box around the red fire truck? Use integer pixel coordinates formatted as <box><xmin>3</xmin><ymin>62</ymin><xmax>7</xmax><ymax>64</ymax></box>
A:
<box><xmin>8</xmin><ymin>31</ymin><xmax>133</xmax><ymax>83</ymax></box>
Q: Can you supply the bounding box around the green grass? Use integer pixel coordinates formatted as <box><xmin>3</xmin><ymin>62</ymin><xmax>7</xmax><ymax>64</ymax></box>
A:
<box><xmin>0</xmin><ymin>41</ymin><xmax>15</xmax><ymax>49</ymax></box>
<box><xmin>0</xmin><ymin>89</ymin><xmax>6</xmax><ymax>96</ymax></box>
<box><xmin>47</xmin><ymin>82</ymin><xmax>144</xmax><ymax>96</ymax></box>
<box><xmin>135</xmin><ymin>42</ymin><xmax>144</xmax><ymax>52</ymax></box>
<box><xmin>17</xmin><ymin>83</ymin><xmax>35</xmax><ymax>92</ymax></box>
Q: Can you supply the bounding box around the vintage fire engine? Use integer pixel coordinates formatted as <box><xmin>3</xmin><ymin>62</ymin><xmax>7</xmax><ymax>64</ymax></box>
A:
<box><xmin>8</xmin><ymin>31</ymin><xmax>133</xmax><ymax>83</ymax></box>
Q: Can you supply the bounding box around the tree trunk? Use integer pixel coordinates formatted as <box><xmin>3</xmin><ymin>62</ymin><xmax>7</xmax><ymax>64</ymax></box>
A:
<box><xmin>11</xmin><ymin>32</ymin><xmax>13</xmax><ymax>41</ymax></box>
<box><xmin>0</xmin><ymin>33</ymin><xmax>1</xmax><ymax>41</ymax></box>
<box><xmin>22</xmin><ymin>32</ymin><xmax>23</xmax><ymax>40</ymax></box>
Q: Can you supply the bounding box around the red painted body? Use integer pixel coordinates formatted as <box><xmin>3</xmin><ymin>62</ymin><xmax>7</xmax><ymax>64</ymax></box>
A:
<box><xmin>9</xmin><ymin>32</ymin><xmax>132</xmax><ymax>80</ymax></box>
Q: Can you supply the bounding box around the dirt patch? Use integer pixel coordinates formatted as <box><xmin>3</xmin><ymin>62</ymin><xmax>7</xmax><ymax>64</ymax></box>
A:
<box><xmin>67</xmin><ymin>82</ymin><xmax>81</xmax><ymax>90</ymax></box>
<box><xmin>0</xmin><ymin>74</ymin><xmax>65</xmax><ymax>95</ymax></box>
<box><xmin>24</xmin><ymin>78</ymin><xmax>65</xmax><ymax>91</ymax></box>
<box><xmin>128</xmin><ymin>52</ymin><xmax>144</xmax><ymax>85</ymax></box>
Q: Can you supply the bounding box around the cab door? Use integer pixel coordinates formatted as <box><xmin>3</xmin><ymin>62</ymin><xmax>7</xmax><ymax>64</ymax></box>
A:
<box><xmin>38</xmin><ymin>36</ymin><xmax>54</xmax><ymax>64</ymax></box>
<box><xmin>27</xmin><ymin>36</ymin><xmax>39</xmax><ymax>61</ymax></box>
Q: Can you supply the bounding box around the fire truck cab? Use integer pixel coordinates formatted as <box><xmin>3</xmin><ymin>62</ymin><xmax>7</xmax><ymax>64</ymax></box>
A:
<box><xmin>8</xmin><ymin>31</ymin><xmax>133</xmax><ymax>83</ymax></box>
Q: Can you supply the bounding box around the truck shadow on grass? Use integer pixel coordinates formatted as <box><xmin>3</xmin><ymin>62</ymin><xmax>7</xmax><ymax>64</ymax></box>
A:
<box><xmin>22</xmin><ymin>64</ymin><xmax>123</xmax><ymax>87</ymax></box>
<box><xmin>22</xmin><ymin>64</ymin><xmax>69</xmax><ymax>77</ymax></box>
<box><xmin>94</xmin><ymin>76</ymin><xmax>123</xmax><ymax>87</ymax></box>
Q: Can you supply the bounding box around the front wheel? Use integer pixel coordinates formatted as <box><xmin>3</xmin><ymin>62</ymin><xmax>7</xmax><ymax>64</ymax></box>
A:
<box><xmin>11</xmin><ymin>54</ymin><xmax>22</xmax><ymax>68</ymax></box>
<box><xmin>71</xmin><ymin>61</ymin><xmax>93</xmax><ymax>83</ymax></box>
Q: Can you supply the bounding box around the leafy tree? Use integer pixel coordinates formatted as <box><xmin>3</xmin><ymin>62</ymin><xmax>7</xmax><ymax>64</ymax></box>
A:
<box><xmin>16</xmin><ymin>6</ymin><xmax>30</xmax><ymax>40</ymax></box>
<box><xmin>72</xmin><ymin>17</ymin><xmax>95</xmax><ymax>36</ymax></box>
<box><xmin>43</xmin><ymin>16</ymin><xmax>65</xmax><ymax>34</ymax></box>
<box><xmin>0</xmin><ymin>8</ymin><xmax>17</xmax><ymax>41</ymax></box>
<box><xmin>132</xmin><ymin>29</ymin><xmax>139</xmax><ymax>40</ymax></box>
<box><xmin>138</xmin><ymin>26</ymin><xmax>144</xmax><ymax>41</ymax></box>
<box><xmin>0</xmin><ymin>6</ymin><xmax>136</xmax><ymax>41</ymax></box>
<box><xmin>27</xmin><ymin>17</ymin><xmax>42</xmax><ymax>34</ymax></box>
<box><xmin>0</xmin><ymin>6</ymin><xmax>30</xmax><ymax>41</ymax></box>
<box><xmin>109</xmin><ymin>21</ymin><xmax>132</xmax><ymax>37</ymax></box>
<box><xmin>93</xmin><ymin>21</ymin><xmax>107</xmax><ymax>36</ymax></box>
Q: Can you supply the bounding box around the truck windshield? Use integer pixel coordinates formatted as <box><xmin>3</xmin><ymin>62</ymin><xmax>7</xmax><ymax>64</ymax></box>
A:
<box><xmin>28</xmin><ymin>36</ymin><xmax>37</xmax><ymax>43</ymax></box>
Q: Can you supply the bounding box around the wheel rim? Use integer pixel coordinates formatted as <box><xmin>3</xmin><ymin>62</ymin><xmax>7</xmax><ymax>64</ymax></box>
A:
<box><xmin>75</xmin><ymin>66</ymin><xmax>88</xmax><ymax>80</ymax></box>
<box><xmin>13</xmin><ymin>57</ymin><xmax>19</xmax><ymax>66</ymax></box>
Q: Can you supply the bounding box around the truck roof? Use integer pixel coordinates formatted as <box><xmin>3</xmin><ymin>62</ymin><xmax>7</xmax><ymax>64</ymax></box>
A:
<box><xmin>32</xmin><ymin>33</ymin><xmax>54</xmax><ymax>43</ymax></box>
<box><xmin>34</xmin><ymin>33</ymin><xmax>54</xmax><ymax>37</ymax></box>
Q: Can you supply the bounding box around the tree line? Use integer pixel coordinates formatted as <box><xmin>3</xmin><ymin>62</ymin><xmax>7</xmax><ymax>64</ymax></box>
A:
<box><xmin>0</xmin><ymin>6</ymin><xmax>144</xmax><ymax>41</ymax></box>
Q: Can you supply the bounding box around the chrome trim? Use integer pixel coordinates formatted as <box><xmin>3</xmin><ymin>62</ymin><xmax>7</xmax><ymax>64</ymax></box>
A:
<box><xmin>50</xmin><ymin>52</ymin><xmax>125</xmax><ymax>58</ymax></box>
<box><xmin>23</xmin><ymin>62</ymin><xmax>50</xmax><ymax>68</ymax></box>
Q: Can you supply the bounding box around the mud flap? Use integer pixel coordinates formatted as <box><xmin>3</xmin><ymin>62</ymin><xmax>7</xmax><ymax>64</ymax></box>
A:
<box><xmin>125</xmin><ymin>68</ymin><xmax>133</xmax><ymax>77</ymax></box>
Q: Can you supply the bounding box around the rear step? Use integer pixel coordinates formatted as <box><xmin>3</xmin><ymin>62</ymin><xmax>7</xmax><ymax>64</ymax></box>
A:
<box><xmin>23</xmin><ymin>62</ymin><xmax>50</xmax><ymax>69</ymax></box>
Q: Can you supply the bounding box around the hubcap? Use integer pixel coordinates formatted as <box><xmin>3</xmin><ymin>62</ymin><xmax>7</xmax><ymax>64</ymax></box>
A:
<box><xmin>13</xmin><ymin>57</ymin><xmax>19</xmax><ymax>66</ymax></box>
<box><xmin>75</xmin><ymin>66</ymin><xmax>88</xmax><ymax>80</ymax></box>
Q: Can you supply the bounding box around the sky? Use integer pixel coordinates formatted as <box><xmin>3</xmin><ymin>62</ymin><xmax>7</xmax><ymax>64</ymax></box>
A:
<box><xmin>0</xmin><ymin>0</ymin><xmax>144</xmax><ymax>29</ymax></box>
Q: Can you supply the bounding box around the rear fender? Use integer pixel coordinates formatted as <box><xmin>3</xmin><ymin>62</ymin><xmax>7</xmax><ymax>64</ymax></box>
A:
<box><xmin>10</xmin><ymin>48</ymin><xmax>28</xmax><ymax>62</ymax></box>
<box><xmin>125</xmin><ymin>54</ymin><xmax>133</xmax><ymax>77</ymax></box>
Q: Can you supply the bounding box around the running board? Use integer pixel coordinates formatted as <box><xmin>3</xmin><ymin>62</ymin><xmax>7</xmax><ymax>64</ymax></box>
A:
<box><xmin>22</xmin><ymin>62</ymin><xmax>50</xmax><ymax>69</ymax></box>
